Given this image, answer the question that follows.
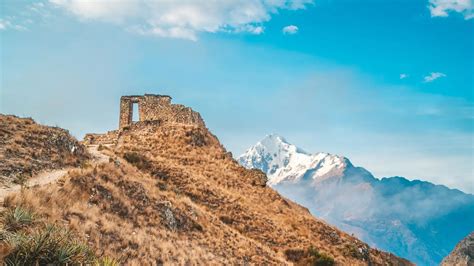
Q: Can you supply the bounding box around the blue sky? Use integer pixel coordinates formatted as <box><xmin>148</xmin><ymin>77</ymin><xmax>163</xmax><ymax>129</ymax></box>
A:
<box><xmin>1</xmin><ymin>0</ymin><xmax>473</xmax><ymax>193</ymax></box>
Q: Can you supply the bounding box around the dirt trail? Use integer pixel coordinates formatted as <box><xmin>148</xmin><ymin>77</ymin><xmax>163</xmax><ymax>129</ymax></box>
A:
<box><xmin>87</xmin><ymin>144</ymin><xmax>112</xmax><ymax>164</ymax></box>
<box><xmin>0</xmin><ymin>144</ymin><xmax>112</xmax><ymax>204</ymax></box>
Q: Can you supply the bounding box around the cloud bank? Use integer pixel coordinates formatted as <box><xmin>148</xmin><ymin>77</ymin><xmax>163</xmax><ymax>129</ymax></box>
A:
<box><xmin>49</xmin><ymin>0</ymin><xmax>313</xmax><ymax>40</ymax></box>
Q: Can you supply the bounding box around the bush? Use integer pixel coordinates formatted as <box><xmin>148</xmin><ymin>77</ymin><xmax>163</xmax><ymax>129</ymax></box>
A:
<box><xmin>123</xmin><ymin>152</ymin><xmax>152</xmax><ymax>171</ymax></box>
<box><xmin>284</xmin><ymin>248</ymin><xmax>305</xmax><ymax>262</ymax></box>
<box><xmin>308</xmin><ymin>246</ymin><xmax>335</xmax><ymax>266</ymax></box>
<box><xmin>1</xmin><ymin>207</ymin><xmax>35</xmax><ymax>231</ymax></box>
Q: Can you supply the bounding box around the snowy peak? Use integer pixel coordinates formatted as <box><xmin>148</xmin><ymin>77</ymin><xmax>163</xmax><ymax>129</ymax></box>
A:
<box><xmin>259</xmin><ymin>134</ymin><xmax>308</xmax><ymax>155</ymax></box>
<box><xmin>238</xmin><ymin>134</ymin><xmax>307</xmax><ymax>177</ymax></box>
<box><xmin>238</xmin><ymin>134</ymin><xmax>352</xmax><ymax>185</ymax></box>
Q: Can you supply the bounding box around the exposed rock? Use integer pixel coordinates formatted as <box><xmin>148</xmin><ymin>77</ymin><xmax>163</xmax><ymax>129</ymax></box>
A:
<box><xmin>157</xmin><ymin>201</ymin><xmax>178</xmax><ymax>231</ymax></box>
<box><xmin>247</xmin><ymin>169</ymin><xmax>268</xmax><ymax>187</ymax></box>
<box><xmin>441</xmin><ymin>232</ymin><xmax>474</xmax><ymax>266</ymax></box>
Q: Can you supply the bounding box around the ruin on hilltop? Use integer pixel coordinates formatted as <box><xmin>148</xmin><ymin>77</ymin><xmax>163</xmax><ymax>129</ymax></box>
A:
<box><xmin>83</xmin><ymin>94</ymin><xmax>205</xmax><ymax>145</ymax></box>
<box><xmin>119</xmin><ymin>94</ymin><xmax>205</xmax><ymax>129</ymax></box>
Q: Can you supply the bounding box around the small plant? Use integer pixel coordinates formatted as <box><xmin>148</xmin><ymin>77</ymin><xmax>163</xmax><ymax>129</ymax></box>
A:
<box><xmin>95</xmin><ymin>256</ymin><xmax>120</xmax><ymax>266</ymax></box>
<box><xmin>1</xmin><ymin>207</ymin><xmax>35</xmax><ymax>231</ymax></box>
<box><xmin>80</xmin><ymin>160</ymin><xmax>92</xmax><ymax>169</ymax></box>
<box><xmin>308</xmin><ymin>246</ymin><xmax>335</xmax><ymax>266</ymax></box>
<box><xmin>2</xmin><ymin>224</ymin><xmax>95</xmax><ymax>265</ymax></box>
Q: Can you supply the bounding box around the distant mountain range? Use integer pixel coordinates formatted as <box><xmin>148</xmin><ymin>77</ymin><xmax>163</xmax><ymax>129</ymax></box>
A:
<box><xmin>238</xmin><ymin>134</ymin><xmax>474</xmax><ymax>265</ymax></box>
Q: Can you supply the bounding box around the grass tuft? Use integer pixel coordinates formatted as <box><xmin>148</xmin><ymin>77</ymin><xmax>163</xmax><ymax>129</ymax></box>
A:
<box><xmin>95</xmin><ymin>256</ymin><xmax>120</xmax><ymax>266</ymax></box>
<box><xmin>1</xmin><ymin>207</ymin><xmax>35</xmax><ymax>231</ymax></box>
<box><xmin>2</xmin><ymin>224</ymin><xmax>95</xmax><ymax>265</ymax></box>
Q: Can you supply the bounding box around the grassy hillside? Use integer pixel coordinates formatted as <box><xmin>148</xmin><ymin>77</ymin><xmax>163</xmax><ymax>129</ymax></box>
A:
<box><xmin>1</xmin><ymin>118</ymin><xmax>412</xmax><ymax>265</ymax></box>
<box><xmin>0</xmin><ymin>114</ymin><xmax>89</xmax><ymax>186</ymax></box>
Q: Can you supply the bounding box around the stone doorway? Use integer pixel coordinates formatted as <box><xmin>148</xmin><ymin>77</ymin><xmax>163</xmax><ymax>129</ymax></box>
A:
<box><xmin>132</xmin><ymin>102</ymin><xmax>140</xmax><ymax>122</ymax></box>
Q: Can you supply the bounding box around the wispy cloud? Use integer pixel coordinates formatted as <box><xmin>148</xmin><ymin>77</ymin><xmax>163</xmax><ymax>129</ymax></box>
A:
<box><xmin>282</xmin><ymin>25</ymin><xmax>299</xmax><ymax>34</ymax></box>
<box><xmin>0</xmin><ymin>1</ymin><xmax>54</xmax><ymax>32</ymax></box>
<box><xmin>424</xmin><ymin>72</ymin><xmax>446</xmax><ymax>82</ymax></box>
<box><xmin>428</xmin><ymin>0</ymin><xmax>474</xmax><ymax>19</ymax></box>
<box><xmin>400</xmin><ymin>73</ymin><xmax>408</xmax><ymax>79</ymax></box>
<box><xmin>0</xmin><ymin>18</ymin><xmax>28</xmax><ymax>31</ymax></box>
<box><xmin>49</xmin><ymin>0</ymin><xmax>313</xmax><ymax>41</ymax></box>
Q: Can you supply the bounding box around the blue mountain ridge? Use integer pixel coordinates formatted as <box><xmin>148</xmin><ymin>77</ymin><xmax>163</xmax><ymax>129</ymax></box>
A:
<box><xmin>238</xmin><ymin>135</ymin><xmax>474</xmax><ymax>265</ymax></box>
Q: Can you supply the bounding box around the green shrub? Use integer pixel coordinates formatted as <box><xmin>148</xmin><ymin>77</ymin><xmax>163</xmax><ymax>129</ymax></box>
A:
<box><xmin>2</xmin><ymin>207</ymin><xmax>35</xmax><ymax>231</ymax></box>
<box><xmin>308</xmin><ymin>246</ymin><xmax>335</xmax><ymax>266</ymax></box>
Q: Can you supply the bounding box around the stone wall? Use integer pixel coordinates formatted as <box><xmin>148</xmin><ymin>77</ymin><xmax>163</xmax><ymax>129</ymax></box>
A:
<box><xmin>83</xmin><ymin>130</ymin><xmax>119</xmax><ymax>145</ymax></box>
<box><xmin>119</xmin><ymin>94</ymin><xmax>205</xmax><ymax>129</ymax></box>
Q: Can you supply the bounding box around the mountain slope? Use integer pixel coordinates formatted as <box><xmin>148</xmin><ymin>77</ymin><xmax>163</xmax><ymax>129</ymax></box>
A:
<box><xmin>238</xmin><ymin>134</ymin><xmax>474</xmax><ymax>265</ymax></box>
<box><xmin>0</xmin><ymin>114</ymin><xmax>89</xmax><ymax>186</ymax></box>
<box><xmin>441</xmin><ymin>232</ymin><xmax>474</xmax><ymax>266</ymax></box>
<box><xmin>0</xmin><ymin>117</ymin><xmax>412</xmax><ymax>264</ymax></box>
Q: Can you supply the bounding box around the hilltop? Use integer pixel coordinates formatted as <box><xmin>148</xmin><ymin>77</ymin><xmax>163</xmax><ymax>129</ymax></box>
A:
<box><xmin>0</xmin><ymin>96</ymin><xmax>412</xmax><ymax>265</ymax></box>
<box><xmin>0</xmin><ymin>114</ymin><xmax>89</xmax><ymax>186</ymax></box>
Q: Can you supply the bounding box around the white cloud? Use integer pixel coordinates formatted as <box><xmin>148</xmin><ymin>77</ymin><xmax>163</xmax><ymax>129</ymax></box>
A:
<box><xmin>428</xmin><ymin>0</ymin><xmax>474</xmax><ymax>19</ymax></box>
<box><xmin>400</xmin><ymin>73</ymin><xmax>408</xmax><ymax>79</ymax></box>
<box><xmin>250</xmin><ymin>26</ymin><xmax>265</xmax><ymax>35</ymax></box>
<box><xmin>282</xmin><ymin>24</ymin><xmax>298</xmax><ymax>34</ymax></box>
<box><xmin>424</xmin><ymin>72</ymin><xmax>446</xmax><ymax>82</ymax></box>
<box><xmin>0</xmin><ymin>19</ymin><xmax>28</xmax><ymax>31</ymax></box>
<box><xmin>49</xmin><ymin>0</ymin><xmax>313</xmax><ymax>40</ymax></box>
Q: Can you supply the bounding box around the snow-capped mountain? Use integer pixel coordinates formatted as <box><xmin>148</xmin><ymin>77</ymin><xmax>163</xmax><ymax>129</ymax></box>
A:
<box><xmin>238</xmin><ymin>134</ymin><xmax>474</xmax><ymax>266</ymax></box>
<box><xmin>238</xmin><ymin>134</ymin><xmax>350</xmax><ymax>185</ymax></box>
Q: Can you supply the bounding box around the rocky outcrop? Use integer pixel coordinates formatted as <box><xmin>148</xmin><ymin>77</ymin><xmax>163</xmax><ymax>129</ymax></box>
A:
<box><xmin>441</xmin><ymin>232</ymin><xmax>474</xmax><ymax>266</ymax></box>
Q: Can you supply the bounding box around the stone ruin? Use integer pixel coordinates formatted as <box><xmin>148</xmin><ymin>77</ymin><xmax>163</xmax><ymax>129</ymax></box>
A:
<box><xmin>119</xmin><ymin>94</ymin><xmax>204</xmax><ymax>129</ymax></box>
<box><xmin>83</xmin><ymin>94</ymin><xmax>205</xmax><ymax>145</ymax></box>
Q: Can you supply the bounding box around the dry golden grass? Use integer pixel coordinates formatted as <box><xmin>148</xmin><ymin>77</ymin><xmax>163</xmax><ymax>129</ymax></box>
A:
<box><xmin>3</xmin><ymin>162</ymin><xmax>284</xmax><ymax>264</ymax></box>
<box><xmin>0</xmin><ymin>114</ymin><xmax>89</xmax><ymax>186</ymax></box>
<box><xmin>1</xmin><ymin>120</ymin><xmax>413</xmax><ymax>265</ymax></box>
